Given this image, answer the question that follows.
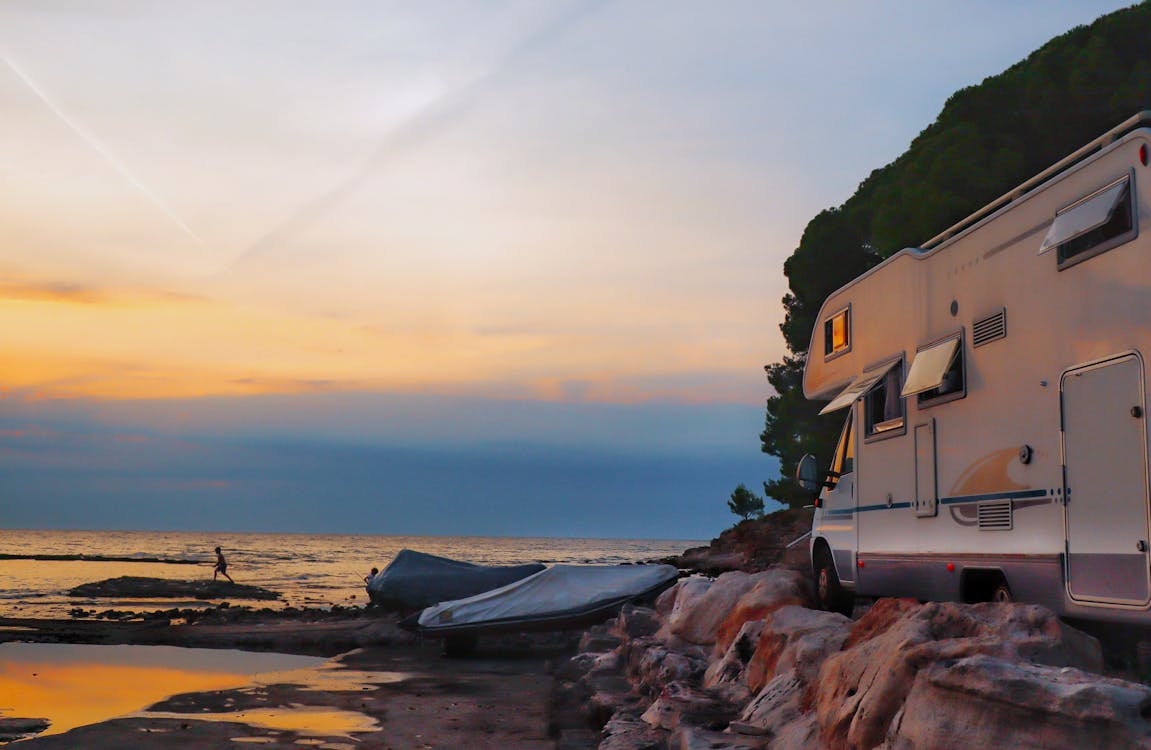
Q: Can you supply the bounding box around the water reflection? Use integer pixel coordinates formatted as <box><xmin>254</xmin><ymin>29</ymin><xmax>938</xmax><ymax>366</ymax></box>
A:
<box><xmin>0</xmin><ymin>643</ymin><xmax>323</xmax><ymax>738</ymax></box>
<box><xmin>141</xmin><ymin>706</ymin><xmax>379</xmax><ymax>739</ymax></box>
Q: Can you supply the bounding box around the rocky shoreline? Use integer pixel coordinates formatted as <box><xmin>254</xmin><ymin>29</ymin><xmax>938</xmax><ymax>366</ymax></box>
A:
<box><xmin>6</xmin><ymin>521</ymin><xmax>1151</xmax><ymax>747</ymax></box>
<box><xmin>550</xmin><ymin>570</ymin><xmax>1151</xmax><ymax>749</ymax></box>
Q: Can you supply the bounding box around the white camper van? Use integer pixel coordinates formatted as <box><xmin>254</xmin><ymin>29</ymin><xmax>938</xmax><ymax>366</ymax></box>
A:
<box><xmin>797</xmin><ymin>112</ymin><xmax>1151</xmax><ymax>625</ymax></box>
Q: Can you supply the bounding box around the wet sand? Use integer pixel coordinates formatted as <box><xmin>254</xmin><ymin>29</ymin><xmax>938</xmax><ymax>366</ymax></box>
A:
<box><xmin>1</xmin><ymin>614</ymin><xmax>573</xmax><ymax>748</ymax></box>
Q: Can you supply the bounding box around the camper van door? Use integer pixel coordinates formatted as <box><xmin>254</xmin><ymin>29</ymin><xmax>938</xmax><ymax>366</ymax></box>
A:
<box><xmin>1062</xmin><ymin>353</ymin><xmax>1151</xmax><ymax>605</ymax></box>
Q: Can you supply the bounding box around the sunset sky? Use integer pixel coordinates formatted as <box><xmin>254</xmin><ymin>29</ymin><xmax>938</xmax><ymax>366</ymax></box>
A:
<box><xmin>0</xmin><ymin>1</ymin><xmax>1132</xmax><ymax>537</ymax></box>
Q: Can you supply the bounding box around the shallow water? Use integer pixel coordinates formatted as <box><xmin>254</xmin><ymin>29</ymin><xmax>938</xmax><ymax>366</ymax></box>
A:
<box><xmin>0</xmin><ymin>643</ymin><xmax>328</xmax><ymax>739</ymax></box>
<box><xmin>0</xmin><ymin>529</ymin><xmax>700</xmax><ymax>618</ymax></box>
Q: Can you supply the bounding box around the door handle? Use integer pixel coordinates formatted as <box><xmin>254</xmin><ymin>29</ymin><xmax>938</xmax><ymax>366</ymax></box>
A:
<box><xmin>1139</xmin><ymin>540</ymin><xmax>1148</xmax><ymax>553</ymax></box>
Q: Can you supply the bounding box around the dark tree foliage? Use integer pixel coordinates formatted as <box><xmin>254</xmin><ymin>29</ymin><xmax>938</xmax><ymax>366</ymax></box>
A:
<box><xmin>762</xmin><ymin>3</ymin><xmax>1151</xmax><ymax>507</ymax></box>
<box><xmin>728</xmin><ymin>483</ymin><xmax>765</xmax><ymax>520</ymax></box>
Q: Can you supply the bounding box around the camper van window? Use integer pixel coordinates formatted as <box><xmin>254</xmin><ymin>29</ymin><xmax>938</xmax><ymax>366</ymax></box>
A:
<box><xmin>824</xmin><ymin>307</ymin><xmax>850</xmax><ymax>359</ymax></box>
<box><xmin>864</xmin><ymin>361</ymin><xmax>905</xmax><ymax>439</ymax></box>
<box><xmin>1050</xmin><ymin>175</ymin><xmax>1137</xmax><ymax>269</ymax></box>
<box><xmin>917</xmin><ymin>340</ymin><xmax>966</xmax><ymax>408</ymax></box>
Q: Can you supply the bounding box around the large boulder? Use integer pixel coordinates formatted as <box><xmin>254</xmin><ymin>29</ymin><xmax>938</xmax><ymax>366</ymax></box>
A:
<box><xmin>814</xmin><ymin>601</ymin><xmax>1104</xmax><ymax>750</ymax></box>
<box><xmin>671</xmin><ymin>571</ymin><xmax>790</xmax><ymax>646</ymax></box>
<box><xmin>888</xmin><ymin>654</ymin><xmax>1151</xmax><ymax>749</ymax></box>
<box><xmin>735</xmin><ymin>606</ymin><xmax>852</xmax><ymax>736</ymax></box>
<box><xmin>713</xmin><ymin>568</ymin><xmax>811</xmax><ymax>656</ymax></box>
<box><xmin>745</xmin><ymin>605</ymin><xmax>852</xmax><ymax>693</ymax></box>
<box><xmin>660</xmin><ymin>577</ymin><xmax>713</xmax><ymax>640</ymax></box>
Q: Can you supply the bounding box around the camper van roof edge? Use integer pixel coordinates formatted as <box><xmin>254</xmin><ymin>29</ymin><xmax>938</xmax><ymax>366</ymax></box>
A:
<box><xmin>921</xmin><ymin>110</ymin><xmax>1151</xmax><ymax>251</ymax></box>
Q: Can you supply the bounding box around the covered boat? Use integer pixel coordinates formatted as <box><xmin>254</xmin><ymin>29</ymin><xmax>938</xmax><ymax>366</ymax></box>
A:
<box><xmin>367</xmin><ymin>549</ymin><xmax>545</xmax><ymax>610</ymax></box>
<box><xmin>409</xmin><ymin>563</ymin><xmax>678</xmax><ymax>636</ymax></box>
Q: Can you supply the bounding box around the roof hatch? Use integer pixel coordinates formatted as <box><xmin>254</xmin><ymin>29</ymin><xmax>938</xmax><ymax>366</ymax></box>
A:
<box><xmin>1038</xmin><ymin>176</ymin><xmax>1130</xmax><ymax>255</ymax></box>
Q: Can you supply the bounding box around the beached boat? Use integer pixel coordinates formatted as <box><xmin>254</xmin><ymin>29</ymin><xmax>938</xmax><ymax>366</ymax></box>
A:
<box><xmin>367</xmin><ymin>549</ymin><xmax>545</xmax><ymax>610</ymax></box>
<box><xmin>405</xmin><ymin>563</ymin><xmax>678</xmax><ymax>638</ymax></box>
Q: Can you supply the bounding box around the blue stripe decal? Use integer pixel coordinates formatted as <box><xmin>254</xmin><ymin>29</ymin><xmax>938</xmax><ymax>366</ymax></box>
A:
<box><xmin>822</xmin><ymin>489</ymin><xmax>1049</xmax><ymax>517</ymax></box>
<box><xmin>939</xmin><ymin>488</ymin><xmax>1048</xmax><ymax>505</ymax></box>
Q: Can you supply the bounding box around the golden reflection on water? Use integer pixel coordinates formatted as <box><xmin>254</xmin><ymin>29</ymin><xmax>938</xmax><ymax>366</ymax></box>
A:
<box><xmin>0</xmin><ymin>643</ymin><xmax>324</xmax><ymax>737</ymax></box>
<box><xmin>141</xmin><ymin>706</ymin><xmax>379</xmax><ymax>739</ymax></box>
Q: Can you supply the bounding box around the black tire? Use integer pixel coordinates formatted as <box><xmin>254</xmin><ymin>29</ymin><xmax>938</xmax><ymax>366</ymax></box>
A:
<box><xmin>814</xmin><ymin>547</ymin><xmax>855</xmax><ymax>617</ymax></box>
<box><xmin>991</xmin><ymin>581</ymin><xmax>1014</xmax><ymax>604</ymax></box>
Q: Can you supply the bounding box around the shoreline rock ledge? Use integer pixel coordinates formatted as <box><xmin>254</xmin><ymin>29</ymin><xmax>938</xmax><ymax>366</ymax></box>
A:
<box><xmin>551</xmin><ymin>567</ymin><xmax>1151</xmax><ymax>750</ymax></box>
<box><xmin>68</xmin><ymin>576</ymin><xmax>281</xmax><ymax>601</ymax></box>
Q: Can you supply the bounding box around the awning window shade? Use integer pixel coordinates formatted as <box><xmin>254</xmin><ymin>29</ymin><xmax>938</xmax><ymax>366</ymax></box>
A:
<box><xmin>901</xmin><ymin>337</ymin><xmax>960</xmax><ymax>397</ymax></box>
<box><xmin>819</xmin><ymin>360</ymin><xmax>899</xmax><ymax>415</ymax></box>
<box><xmin>1038</xmin><ymin>177</ymin><xmax>1129</xmax><ymax>255</ymax></box>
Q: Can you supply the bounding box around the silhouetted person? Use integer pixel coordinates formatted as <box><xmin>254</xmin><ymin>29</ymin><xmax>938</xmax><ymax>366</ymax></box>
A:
<box><xmin>213</xmin><ymin>546</ymin><xmax>234</xmax><ymax>584</ymax></box>
<box><xmin>364</xmin><ymin>567</ymin><xmax>379</xmax><ymax>607</ymax></box>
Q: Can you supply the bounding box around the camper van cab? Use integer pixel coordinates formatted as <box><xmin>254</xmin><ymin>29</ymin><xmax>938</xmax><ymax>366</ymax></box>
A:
<box><xmin>800</xmin><ymin>113</ymin><xmax>1151</xmax><ymax>624</ymax></box>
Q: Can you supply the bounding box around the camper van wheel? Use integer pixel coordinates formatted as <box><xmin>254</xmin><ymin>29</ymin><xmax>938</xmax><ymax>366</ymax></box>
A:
<box><xmin>814</xmin><ymin>547</ymin><xmax>854</xmax><ymax>617</ymax></box>
<box><xmin>991</xmin><ymin>582</ymin><xmax>1014</xmax><ymax>604</ymax></box>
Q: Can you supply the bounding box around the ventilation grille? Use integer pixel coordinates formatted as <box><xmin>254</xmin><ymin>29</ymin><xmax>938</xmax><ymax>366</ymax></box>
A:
<box><xmin>973</xmin><ymin>308</ymin><xmax>1007</xmax><ymax>347</ymax></box>
<box><xmin>977</xmin><ymin>500</ymin><xmax>1013</xmax><ymax>530</ymax></box>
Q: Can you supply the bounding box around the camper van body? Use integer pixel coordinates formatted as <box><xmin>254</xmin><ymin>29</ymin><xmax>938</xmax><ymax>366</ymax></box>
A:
<box><xmin>803</xmin><ymin>113</ymin><xmax>1151</xmax><ymax>624</ymax></box>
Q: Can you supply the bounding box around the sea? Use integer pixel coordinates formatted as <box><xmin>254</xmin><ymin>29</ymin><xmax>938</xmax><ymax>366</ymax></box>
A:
<box><xmin>0</xmin><ymin>529</ymin><xmax>702</xmax><ymax>619</ymax></box>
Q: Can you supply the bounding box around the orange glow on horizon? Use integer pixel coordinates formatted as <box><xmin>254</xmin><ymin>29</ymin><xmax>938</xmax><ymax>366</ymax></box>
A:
<box><xmin>0</xmin><ymin>271</ymin><xmax>764</xmax><ymax>404</ymax></box>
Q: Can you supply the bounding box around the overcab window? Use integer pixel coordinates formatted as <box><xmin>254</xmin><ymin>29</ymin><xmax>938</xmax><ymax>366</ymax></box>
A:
<box><xmin>1039</xmin><ymin>174</ymin><xmax>1136</xmax><ymax>269</ymax></box>
<box><xmin>823</xmin><ymin>307</ymin><xmax>851</xmax><ymax>359</ymax></box>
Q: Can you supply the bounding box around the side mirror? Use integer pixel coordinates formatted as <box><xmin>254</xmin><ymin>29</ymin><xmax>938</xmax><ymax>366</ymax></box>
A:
<box><xmin>795</xmin><ymin>453</ymin><xmax>822</xmax><ymax>495</ymax></box>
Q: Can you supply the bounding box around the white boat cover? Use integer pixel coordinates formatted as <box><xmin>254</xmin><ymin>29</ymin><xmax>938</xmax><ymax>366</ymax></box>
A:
<box><xmin>367</xmin><ymin>549</ymin><xmax>545</xmax><ymax>610</ymax></box>
<box><xmin>416</xmin><ymin>563</ymin><xmax>678</xmax><ymax>632</ymax></box>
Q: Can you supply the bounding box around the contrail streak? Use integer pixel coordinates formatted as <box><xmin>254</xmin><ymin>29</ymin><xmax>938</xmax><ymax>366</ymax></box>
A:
<box><xmin>1</xmin><ymin>53</ymin><xmax>207</xmax><ymax>248</ymax></box>
<box><xmin>219</xmin><ymin>0</ymin><xmax>607</xmax><ymax>277</ymax></box>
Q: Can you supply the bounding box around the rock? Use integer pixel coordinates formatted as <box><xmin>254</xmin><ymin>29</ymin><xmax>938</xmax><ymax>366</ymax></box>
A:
<box><xmin>641</xmin><ymin>681</ymin><xmax>738</xmax><ymax>732</ymax></box>
<box><xmin>746</xmin><ymin>605</ymin><xmax>851</xmax><ymax>693</ymax></box>
<box><xmin>677</xmin><ymin>549</ymin><xmax>748</xmax><ymax>575</ymax></box>
<box><xmin>0</xmin><ymin>718</ymin><xmax>50</xmax><ymax>742</ymax></box>
<box><xmin>704</xmin><ymin>619</ymin><xmax>765</xmax><ymax>705</ymax></box>
<box><xmin>670</xmin><ymin>572</ymin><xmax>768</xmax><ymax>646</ymax></box>
<box><xmin>614</xmin><ymin>605</ymin><xmax>663</xmax><ymax>640</ymax></box>
<box><xmin>889</xmin><ymin>654</ymin><xmax>1151</xmax><ymax>749</ymax></box>
<box><xmin>767</xmin><ymin>713</ymin><xmax>826</xmax><ymax>750</ymax></box>
<box><xmin>840</xmin><ymin>597</ymin><xmax>920</xmax><ymax>650</ymax></box>
<box><xmin>661</xmin><ymin>577</ymin><xmax>713</xmax><ymax>641</ymax></box>
<box><xmin>660</xmin><ymin>509</ymin><xmax>814</xmax><ymax>574</ymax></box>
<box><xmin>581</xmin><ymin>625</ymin><xmax>625</xmax><ymax>654</ymax></box>
<box><xmin>586</xmin><ymin>673</ymin><xmax>646</xmax><ymax>728</ymax></box>
<box><xmin>738</xmin><ymin>670</ymin><xmax>806</xmax><ymax>737</ymax></box>
<box><xmin>600</xmin><ymin>713</ymin><xmax>667</xmax><ymax>750</ymax></box>
<box><xmin>656</xmin><ymin>579</ymin><xmax>685</xmax><ymax>616</ymax></box>
<box><xmin>814</xmin><ymin>601</ymin><xmax>1104</xmax><ymax>750</ymax></box>
<box><xmin>669</xmin><ymin>725</ymin><xmax>769</xmax><ymax>749</ymax></box>
<box><xmin>622</xmin><ymin>637</ymin><xmax>708</xmax><ymax>695</ymax></box>
<box><xmin>714</xmin><ymin>569</ymin><xmax>812</xmax><ymax>656</ymax></box>
<box><xmin>68</xmin><ymin>576</ymin><xmax>281</xmax><ymax>601</ymax></box>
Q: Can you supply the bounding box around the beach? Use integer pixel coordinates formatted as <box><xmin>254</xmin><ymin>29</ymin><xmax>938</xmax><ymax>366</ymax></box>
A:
<box><xmin>0</xmin><ymin>531</ymin><xmax>699</xmax><ymax>747</ymax></box>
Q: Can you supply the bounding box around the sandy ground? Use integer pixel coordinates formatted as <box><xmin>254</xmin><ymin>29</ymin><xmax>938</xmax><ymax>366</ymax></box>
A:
<box><xmin>1</xmin><ymin>615</ymin><xmax>573</xmax><ymax>749</ymax></box>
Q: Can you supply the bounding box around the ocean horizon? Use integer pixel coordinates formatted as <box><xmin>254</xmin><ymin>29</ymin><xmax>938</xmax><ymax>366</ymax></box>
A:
<box><xmin>0</xmin><ymin>528</ymin><xmax>703</xmax><ymax>619</ymax></box>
